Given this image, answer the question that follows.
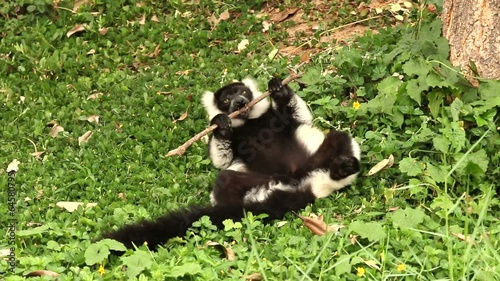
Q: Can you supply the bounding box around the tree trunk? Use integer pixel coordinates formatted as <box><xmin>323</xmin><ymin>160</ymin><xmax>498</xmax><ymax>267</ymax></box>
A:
<box><xmin>441</xmin><ymin>0</ymin><xmax>500</xmax><ymax>80</ymax></box>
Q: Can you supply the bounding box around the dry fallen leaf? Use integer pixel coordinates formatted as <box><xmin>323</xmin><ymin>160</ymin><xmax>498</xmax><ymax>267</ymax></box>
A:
<box><xmin>349</xmin><ymin>234</ymin><xmax>359</xmax><ymax>245</ymax></box>
<box><xmin>173</xmin><ymin>108</ymin><xmax>189</xmax><ymax>123</ymax></box>
<box><xmin>151</xmin><ymin>15</ymin><xmax>160</xmax><ymax>22</ymax></box>
<box><xmin>49</xmin><ymin>125</ymin><xmax>64</xmax><ymax>138</ymax></box>
<box><xmin>269</xmin><ymin>7</ymin><xmax>300</xmax><ymax>23</ymax></box>
<box><xmin>7</xmin><ymin>159</ymin><xmax>20</xmax><ymax>173</ymax></box>
<box><xmin>148</xmin><ymin>44</ymin><xmax>161</xmax><ymax>58</ymax></box>
<box><xmin>25</xmin><ymin>270</ymin><xmax>59</xmax><ymax>277</ymax></box>
<box><xmin>31</xmin><ymin>151</ymin><xmax>45</xmax><ymax>159</ymax></box>
<box><xmin>56</xmin><ymin>201</ymin><xmax>97</xmax><ymax>212</ymax></box>
<box><xmin>368</xmin><ymin>154</ymin><xmax>394</xmax><ymax>175</ymax></box>
<box><xmin>99</xmin><ymin>27</ymin><xmax>109</xmax><ymax>35</ymax></box>
<box><xmin>203</xmin><ymin>241</ymin><xmax>236</xmax><ymax>261</ymax></box>
<box><xmin>237</xmin><ymin>39</ymin><xmax>249</xmax><ymax>53</ymax></box>
<box><xmin>86</xmin><ymin>115</ymin><xmax>100</xmax><ymax>124</ymax></box>
<box><xmin>363</xmin><ymin>259</ymin><xmax>381</xmax><ymax>270</ymax></box>
<box><xmin>245</xmin><ymin>273</ymin><xmax>263</xmax><ymax>281</ymax></box>
<box><xmin>73</xmin><ymin>0</ymin><xmax>92</xmax><ymax>12</ymax></box>
<box><xmin>67</xmin><ymin>24</ymin><xmax>86</xmax><ymax>37</ymax></box>
<box><xmin>208</xmin><ymin>9</ymin><xmax>230</xmax><ymax>29</ymax></box>
<box><xmin>138</xmin><ymin>14</ymin><xmax>146</xmax><ymax>25</ymax></box>
<box><xmin>388</xmin><ymin>206</ymin><xmax>400</xmax><ymax>212</ymax></box>
<box><xmin>298</xmin><ymin>214</ymin><xmax>331</xmax><ymax>236</ymax></box>
<box><xmin>175</xmin><ymin>69</ymin><xmax>191</xmax><ymax>76</ymax></box>
<box><xmin>451</xmin><ymin>232</ymin><xmax>474</xmax><ymax>244</ymax></box>
<box><xmin>78</xmin><ymin>130</ymin><xmax>93</xmax><ymax>146</ymax></box>
<box><xmin>262</xmin><ymin>20</ymin><xmax>271</xmax><ymax>32</ymax></box>
<box><xmin>219</xmin><ymin>9</ymin><xmax>230</xmax><ymax>20</ymax></box>
<box><xmin>87</xmin><ymin>92</ymin><xmax>103</xmax><ymax>100</ymax></box>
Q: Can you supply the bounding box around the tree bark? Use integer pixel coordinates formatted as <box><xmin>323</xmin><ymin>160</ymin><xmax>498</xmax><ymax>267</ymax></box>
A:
<box><xmin>442</xmin><ymin>0</ymin><xmax>500</xmax><ymax>80</ymax></box>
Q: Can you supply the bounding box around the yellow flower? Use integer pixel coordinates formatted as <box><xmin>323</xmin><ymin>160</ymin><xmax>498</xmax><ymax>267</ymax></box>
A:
<box><xmin>98</xmin><ymin>265</ymin><xmax>105</xmax><ymax>276</ymax></box>
<box><xmin>356</xmin><ymin>267</ymin><xmax>365</xmax><ymax>277</ymax></box>
<box><xmin>396</xmin><ymin>263</ymin><xmax>406</xmax><ymax>272</ymax></box>
<box><xmin>353</xmin><ymin>101</ymin><xmax>361</xmax><ymax>110</ymax></box>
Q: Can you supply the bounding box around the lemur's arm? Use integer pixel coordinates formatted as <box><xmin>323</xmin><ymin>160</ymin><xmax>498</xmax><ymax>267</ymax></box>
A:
<box><xmin>208</xmin><ymin>114</ymin><xmax>234</xmax><ymax>170</ymax></box>
<box><xmin>268</xmin><ymin>77</ymin><xmax>313</xmax><ymax>124</ymax></box>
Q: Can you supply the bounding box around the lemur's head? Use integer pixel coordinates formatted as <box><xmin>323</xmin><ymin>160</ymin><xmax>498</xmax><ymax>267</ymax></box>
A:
<box><xmin>203</xmin><ymin>78</ymin><xmax>270</xmax><ymax>127</ymax></box>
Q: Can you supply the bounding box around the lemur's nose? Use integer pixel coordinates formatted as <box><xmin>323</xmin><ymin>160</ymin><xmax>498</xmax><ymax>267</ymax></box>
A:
<box><xmin>233</xmin><ymin>96</ymin><xmax>247</xmax><ymax>105</ymax></box>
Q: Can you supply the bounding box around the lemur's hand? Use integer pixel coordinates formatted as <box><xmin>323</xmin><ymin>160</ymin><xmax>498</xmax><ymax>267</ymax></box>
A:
<box><xmin>268</xmin><ymin>77</ymin><xmax>293</xmax><ymax>107</ymax></box>
<box><xmin>211</xmin><ymin>113</ymin><xmax>233</xmax><ymax>140</ymax></box>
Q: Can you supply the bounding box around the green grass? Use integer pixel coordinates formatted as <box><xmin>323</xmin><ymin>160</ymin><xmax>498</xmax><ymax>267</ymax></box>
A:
<box><xmin>1</xmin><ymin>0</ymin><xmax>499</xmax><ymax>280</ymax></box>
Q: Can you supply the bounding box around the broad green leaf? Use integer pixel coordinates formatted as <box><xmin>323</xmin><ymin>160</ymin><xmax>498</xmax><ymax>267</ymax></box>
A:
<box><xmin>16</xmin><ymin>225</ymin><xmax>50</xmax><ymax>237</ymax></box>
<box><xmin>402</xmin><ymin>57</ymin><xmax>429</xmax><ymax>77</ymax></box>
<box><xmin>368</xmin><ymin>76</ymin><xmax>401</xmax><ymax>114</ymax></box>
<box><xmin>121</xmin><ymin>250</ymin><xmax>153</xmax><ymax>278</ymax></box>
<box><xmin>450</xmin><ymin>98</ymin><xmax>464</xmax><ymax>122</ymax></box>
<box><xmin>334</xmin><ymin>255</ymin><xmax>351</xmax><ymax>276</ymax></box>
<box><xmin>167</xmin><ymin>262</ymin><xmax>203</xmax><ymax>278</ymax></box>
<box><xmin>399</xmin><ymin>157</ymin><xmax>425</xmax><ymax>176</ymax></box>
<box><xmin>433</xmin><ymin>136</ymin><xmax>450</xmax><ymax>153</ymax></box>
<box><xmin>478</xmin><ymin>80</ymin><xmax>500</xmax><ymax>100</ymax></box>
<box><xmin>428</xmin><ymin>90</ymin><xmax>444</xmax><ymax>118</ymax></box>
<box><xmin>426</xmin><ymin>163</ymin><xmax>448</xmax><ymax>183</ymax></box>
<box><xmin>406</xmin><ymin>77</ymin><xmax>427</xmax><ymax>105</ymax></box>
<box><xmin>391</xmin><ymin>207</ymin><xmax>425</xmax><ymax>229</ymax></box>
<box><xmin>100</xmin><ymin>238</ymin><xmax>127</xmax><ymax>251</ymax></box>
<box><xmin>440</xmin><ymin>122</ymin><xmax>466</xmax><ymax>152</ymax></box>
<box><xmin>85</xmin><ymin>243</ymin><xmax>110</xmax><ymax>266</ymax></box>
<box><xmin>349</xmin><ymin>221</ymin><xmax>386</xmax><ymax>242</ymax></box>
<box><xmin>430</xmin><ymin>194</ymin><xmax>454</xmax><ymax>211</ymax></box>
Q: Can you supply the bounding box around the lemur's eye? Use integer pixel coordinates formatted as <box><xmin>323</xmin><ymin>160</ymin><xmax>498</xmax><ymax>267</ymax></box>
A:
<box><xmin>223</xmin><ymin>98</ymin><xmax>230</xmax><ymax>104</ymax></box>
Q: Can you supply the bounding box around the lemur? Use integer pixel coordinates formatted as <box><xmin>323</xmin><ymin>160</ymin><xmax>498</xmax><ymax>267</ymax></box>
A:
<box><xmin>102</xmin><ymin>78</ymin><xmax>360</xmax><ymax>249</ymax></box>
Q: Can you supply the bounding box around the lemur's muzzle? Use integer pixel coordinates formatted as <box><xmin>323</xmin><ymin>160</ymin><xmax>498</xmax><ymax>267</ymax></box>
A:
<box><xmin>229</xmin><ymin>96</ymin><xmax>250</xmax><ymax>118</ymax></box>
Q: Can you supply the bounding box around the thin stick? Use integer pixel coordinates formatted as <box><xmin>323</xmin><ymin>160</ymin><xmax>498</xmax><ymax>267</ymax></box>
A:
<box><xmin>166</xmin><ymin>72</ymin><xmax>303</xmax><ymax>157</ymax></box>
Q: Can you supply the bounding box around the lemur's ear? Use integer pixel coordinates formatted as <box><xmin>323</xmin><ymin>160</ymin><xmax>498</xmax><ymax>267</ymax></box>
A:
<box><xmin>202</xmin><ymin>90</ymin><xmax>223</xmax><ymax>120</ymax></box>
<box><xmin>241</xmin><ymin>77</ymin><xmax>270</xmax><ymax>119</ymax></box>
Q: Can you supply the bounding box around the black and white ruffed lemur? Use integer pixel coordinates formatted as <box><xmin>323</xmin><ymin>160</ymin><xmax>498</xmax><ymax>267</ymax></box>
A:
<box><xmin>102</xmin><ymin>77</ymin><xmax>361</xmax><ymax>249</ymax></box>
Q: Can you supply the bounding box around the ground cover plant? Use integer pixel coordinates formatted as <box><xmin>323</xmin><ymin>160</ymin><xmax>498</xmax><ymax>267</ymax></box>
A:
<box><xmin>1</xmin><ymin>0</ymin><xmax>499</xmax><ymax>280</ymax></box>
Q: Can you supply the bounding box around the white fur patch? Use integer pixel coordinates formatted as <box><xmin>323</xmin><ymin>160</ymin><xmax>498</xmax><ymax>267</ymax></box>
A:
<box><xmin>227</xmin><ymin>160</ymin><xmax>248</xmax><ymax>172</ymax></box>
<box><xmin>202</xmin><ymin>91</ymin><xmax>222</xmax><ymax>120</ymax></box>
<box><xmin>242</xmin><ymin>78</ymin><xmax>270</xmax><ymax>119</ymax></box>
<box><xmin>243</xmin><ymin>181</ymin><xmax>296</xmax><ymax>204</ymax></box>
<box><xmin>210</xmin><ymin>192</ymin><xmax>217</xmax><ymax>206</ymax></box>
<box><xmin>295</xmin><ymin>124</ymin><xmax>325</xmax><ymax>155</ymax></box>
<box><xmin>209</xmin><ymin>138</ymin><xmax>233</xmax><ymax>169</ymax></box>
<box><xmin>292</xmin><ymin>95</ymin><xmax>313</xmax><ymax>124</ymax></box>
<box><xmin>350</xmin><ymin>138</ymin><xmax>361</xmax><ymax>160</ymax></box>
<box><xmin>302</xmin><ymin>170</ymin><xmax>359</xmax><ymax>199</ymax></box>
<box><xmin>243</xmin><ymin>185</ymin><xmax>269</xmax><ymax>204</ymax></box>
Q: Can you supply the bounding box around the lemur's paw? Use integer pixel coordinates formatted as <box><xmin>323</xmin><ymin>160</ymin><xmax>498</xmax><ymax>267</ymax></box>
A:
<box><xmin>329</xmin><ymin>156</ymin><xmax>360</xmax><ymax>180</ymax></box>
<box><xmin>268</xmin><ymin>77</ymin><xmax>293</xmax><ymax>104</ymax></box>
<box><xmin>211</xmin><ymin>113</ymin><xmax>233</xmax><ymax>139</ymax></box>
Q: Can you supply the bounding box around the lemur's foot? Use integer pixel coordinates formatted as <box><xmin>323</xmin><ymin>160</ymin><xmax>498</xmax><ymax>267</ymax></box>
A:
<box><xmin>211</xmin><ymin>113</ymin><xmax>233</xmax><ymax>140</ymax></box>
<box><xmin>329</xmin><ymin>155</ymin><xmax>360</xmax><ymax>180</ymax></box>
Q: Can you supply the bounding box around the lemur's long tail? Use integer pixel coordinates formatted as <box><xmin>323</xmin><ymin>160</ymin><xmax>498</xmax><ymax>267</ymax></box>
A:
<box><xmin>102</xmin><ymin>188</ymin><xmax>317</xmax><ymax>249</ymax></box>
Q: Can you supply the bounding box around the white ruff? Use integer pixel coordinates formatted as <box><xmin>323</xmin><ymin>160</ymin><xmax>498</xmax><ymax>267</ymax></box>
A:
<box><xmin>242</xmin><ymin>78</ymin><xmax>270</xmax><ymax>119</ymax></box>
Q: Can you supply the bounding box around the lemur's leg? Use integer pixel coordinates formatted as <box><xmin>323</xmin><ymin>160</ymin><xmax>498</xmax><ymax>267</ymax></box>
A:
<box><xmin>208</xmin><ymin>114</ymin><xmax>234</xmax><ymax>169</ymax></box>
<box><xmin>210</xmin><ymin>170</ymin><xmax>299</xmax><ymax>206</ymax></box>
<box><xmin>268</xmin><ymin>77</ymin><xmax>313</xmax><ymax>124</ymax></box>
<box><xmin>299</xmin><ymin>131</ymin><xmax>361</xmax><ymax>198</ymax></box>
